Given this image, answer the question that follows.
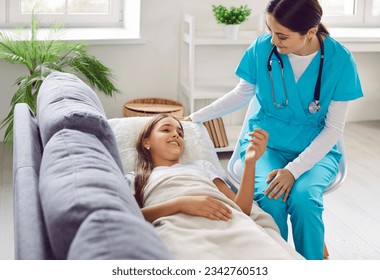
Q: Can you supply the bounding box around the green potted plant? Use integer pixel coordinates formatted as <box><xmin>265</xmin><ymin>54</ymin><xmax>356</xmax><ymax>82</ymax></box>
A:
<box><xmin>212</xmin><ymin>4</ymin><xmax>252</xmax><ymax>40</ymax></box>
<box><xmin>0</xmin><ymin>13</ymin><xmax>120</xmax><ymax>147</ymax></box>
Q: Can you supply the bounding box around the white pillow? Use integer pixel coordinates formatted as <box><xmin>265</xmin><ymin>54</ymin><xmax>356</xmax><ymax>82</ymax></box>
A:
<box><xmin>108</xmin><ymin>117</ymin><xmax>226</xmax><ymax>178</ymax></box>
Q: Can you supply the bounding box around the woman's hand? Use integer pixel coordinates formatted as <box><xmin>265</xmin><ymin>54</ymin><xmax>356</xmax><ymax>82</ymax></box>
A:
<box><xmin>264</xmin><ymin>169</ymin><xmax>295</xmax><ymax>202</ymax></box>
<box><xmin>178</xmin><ymin>196</ymin><xmax>232</xmax><ymax>221</ymax></box>
<box><xmin>244</xmin><ymin>128</ymin><xmax>268</xmax><ymax>164</ymax></box>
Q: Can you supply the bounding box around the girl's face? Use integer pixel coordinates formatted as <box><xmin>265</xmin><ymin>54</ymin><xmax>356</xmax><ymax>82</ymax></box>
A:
<box><xmin>266</xmin><ymin>14</ymin><xmax>315</xmax><ymax>56</ymax></box>
<box><xmin>144</xmin><ymin>117</ymin><xmax>184</xmax><ymax>167</ymax></box>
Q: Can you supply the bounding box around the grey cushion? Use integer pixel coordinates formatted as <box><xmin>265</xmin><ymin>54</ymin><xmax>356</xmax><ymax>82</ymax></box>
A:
<box><xmin>68</xmin><ymin>210</ymin><xmax>171</xmax><ymax>260</ymax></box>
<box><xmin>37</xmin><ymin>71</ymin><xmax>123</xmax><ymax>172</ymax></box>
<box><xmin>12</xmin><ymin>103</ymin><xmax>54</xmax><ymax>259</ymax></box>
<box><xmin>39</xmin><ymin>129</ymin><xmax>147</xmax><ymax>259</ymax></box>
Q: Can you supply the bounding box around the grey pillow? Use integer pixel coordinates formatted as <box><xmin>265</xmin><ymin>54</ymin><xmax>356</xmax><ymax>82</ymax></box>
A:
<box><xmin>68</xmin><ymin>210</ymin><xmax>171</xmax><ymax>260</ymax></box>
<box><xmin>37</xmin><ymin>71</ymin><xmax>123</xmax><ymax>172</ymax></box>
<box><xmin>39</xmin><ymin>129</ymin><xmax>147</xmax><ymax>259</ymax></box>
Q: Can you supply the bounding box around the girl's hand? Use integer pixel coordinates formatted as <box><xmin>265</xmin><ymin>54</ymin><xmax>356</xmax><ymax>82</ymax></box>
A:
<box><xmin>244</xmin><ymin>128</ymin><xmax>269</xmax><ymax>164</ymax></box>
<box><xmin>178</xmin><ymin>196</ymin><xmax>232</xmax><ymax>221</ymax></box>
<box><xmin>265</xmin><ymin>169</ymin><xmax>295</xmax><ymax>202</ymax></box>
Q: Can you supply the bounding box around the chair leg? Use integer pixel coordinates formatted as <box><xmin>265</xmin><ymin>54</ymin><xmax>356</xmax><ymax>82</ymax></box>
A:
<box><xmin>324</xmin><ymin>242</ymin><xmax>329</xmax><ymax>259</ymax></box>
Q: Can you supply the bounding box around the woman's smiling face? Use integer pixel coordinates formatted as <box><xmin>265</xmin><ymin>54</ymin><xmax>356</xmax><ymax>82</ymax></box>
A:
<box><xmin>266</xmin><ymin>14</ymin><xmax>312</xmax><ymax>56</ymax></box>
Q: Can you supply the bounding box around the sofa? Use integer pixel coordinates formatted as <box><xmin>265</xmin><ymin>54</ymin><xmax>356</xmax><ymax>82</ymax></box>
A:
<box><xmin>12</xmin><ymin>72</ymin><xmax>171</xmax><ymax>260</ymax></box>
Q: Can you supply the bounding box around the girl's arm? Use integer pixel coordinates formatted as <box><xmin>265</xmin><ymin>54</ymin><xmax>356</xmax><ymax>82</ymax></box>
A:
<box><xmin>214</xmin><ymin>128</ymin><xmax>268</xmax><ymax>215</ymax></box>
<box><xmin>141</xmin><ymin>196</ymin><xmax>232</xmax><ymax>223</ymax></box>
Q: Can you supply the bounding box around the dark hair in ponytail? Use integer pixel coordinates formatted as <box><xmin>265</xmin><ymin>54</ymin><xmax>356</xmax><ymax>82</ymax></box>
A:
<box><xmin>266</xmin><ymin>0</ymin><xmax>329</xmax><ymax>35</ymax></box>
<box><xmin>134</xmin><ymin>114</ymin><xmax>184</xmax><ymax>208</ymax></box>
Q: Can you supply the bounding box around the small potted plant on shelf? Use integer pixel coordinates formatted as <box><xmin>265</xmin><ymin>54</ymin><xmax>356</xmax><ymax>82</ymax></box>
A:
<box><xmin>212</xmin><ymin>4</ymin><xmax>252</xmax><ymax>40</ymax></box>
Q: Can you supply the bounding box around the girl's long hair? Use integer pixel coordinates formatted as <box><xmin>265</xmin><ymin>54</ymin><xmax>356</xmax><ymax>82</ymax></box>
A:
<box><xmin>134</xmin><ymin>114</ymin><xmax>184</xmax><ymax>208</ymax></box>
<box><xmin>266</xmin><ymin>0</ymin><xmax>329</xmax><ymax>35</ymax></box>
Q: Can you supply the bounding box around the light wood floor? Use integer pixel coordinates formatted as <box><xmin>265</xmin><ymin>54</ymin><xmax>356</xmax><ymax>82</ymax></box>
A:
<box><xmin>1</xmin><ymin>120</ymin><xmax>380</xmax><ymax>260</ymax></box>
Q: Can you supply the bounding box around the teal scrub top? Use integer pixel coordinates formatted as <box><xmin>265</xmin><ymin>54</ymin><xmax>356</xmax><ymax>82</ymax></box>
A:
<box><xmin>236</xmin><ymin>33</ymin><xmax>363</xmax><ymax>155</ymax></box>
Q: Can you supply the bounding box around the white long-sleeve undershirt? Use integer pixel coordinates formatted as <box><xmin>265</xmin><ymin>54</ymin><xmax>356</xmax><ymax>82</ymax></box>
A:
<box><xmin>190</xmin><ymin>79</ymin><xmax>349</xmax><ymax>179</ymax></box>
<box><xmin>190</xmin><ymin>79</ymin><xmax>254</xmax><ymax>123</ymax></box>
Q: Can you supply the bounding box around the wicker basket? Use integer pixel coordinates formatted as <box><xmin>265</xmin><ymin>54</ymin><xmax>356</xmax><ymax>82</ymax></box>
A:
<box><xmin>123</xmin><ymin>98</ymin><xmax>184</xmax><ymax>118</ymax></box>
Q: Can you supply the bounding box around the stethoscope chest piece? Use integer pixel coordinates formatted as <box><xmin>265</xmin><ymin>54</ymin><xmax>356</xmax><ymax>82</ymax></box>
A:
<box><xmin>308</xmin><ymin>100</ymin><xmax>321</xmax><ymax>114</ymax></box>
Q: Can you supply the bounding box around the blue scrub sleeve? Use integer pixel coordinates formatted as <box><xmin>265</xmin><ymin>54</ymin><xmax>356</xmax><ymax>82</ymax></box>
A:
<box><xmin>332</xmin><ymin>53</ymin><xmax>364</xmax><ymax>101</ymax></box>
<box><xmin>235</xmin><ymin>42</ymin><xmax>257</xmax><ymax>85</ymax></box>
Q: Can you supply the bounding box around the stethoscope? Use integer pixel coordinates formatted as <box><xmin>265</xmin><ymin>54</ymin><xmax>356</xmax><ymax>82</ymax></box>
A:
<box><xmin>267</xmin><ymin>32</ymin><xmax>324</xmax><ymax>114</ymax></box>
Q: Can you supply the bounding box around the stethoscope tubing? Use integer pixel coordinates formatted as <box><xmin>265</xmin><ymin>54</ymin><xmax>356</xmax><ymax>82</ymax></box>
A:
<box><xmin>267</xmin><ymin>32</ymin><xmax>325</xmax><ymax>113</ymax></box>
<box><xmin>313</xmin><ymin>33</ymin><xmax>324</xmax><ymax>104</ymax></box>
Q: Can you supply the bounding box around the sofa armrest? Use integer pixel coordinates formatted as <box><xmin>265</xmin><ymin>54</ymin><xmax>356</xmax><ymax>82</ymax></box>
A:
<box><xmin>39</xmin><ymin>129</ymin><xmax>170</xmax><ymax>259</ymax></box>
<box><xmin>13</xmin><ymin>103</ymin><xmax>54</xmax><ymax>259</ymax></box>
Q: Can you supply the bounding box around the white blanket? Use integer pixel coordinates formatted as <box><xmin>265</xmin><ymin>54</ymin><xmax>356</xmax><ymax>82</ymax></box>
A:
<box><xmin>143</xmin><ymin>171</ymin><xmax>303</xmax><ymax>260</ymax></box>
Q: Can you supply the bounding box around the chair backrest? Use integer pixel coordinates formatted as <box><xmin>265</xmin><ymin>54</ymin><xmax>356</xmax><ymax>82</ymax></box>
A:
<box><xmin>227</xmin><ymin>95</ymin><xmax>260</xmax><ymax>185</ymax></box>
<box><xmin>227</xmin><ymin>95</ymin><xmax>347</xmax><ymax>194</ymax></box>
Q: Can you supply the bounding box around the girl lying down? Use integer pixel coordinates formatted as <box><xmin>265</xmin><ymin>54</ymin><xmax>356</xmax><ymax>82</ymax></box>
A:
<box><xmin>134</xmin><ymin>114</ymin><xmax>303</xmax><ymax>260</ymax></box>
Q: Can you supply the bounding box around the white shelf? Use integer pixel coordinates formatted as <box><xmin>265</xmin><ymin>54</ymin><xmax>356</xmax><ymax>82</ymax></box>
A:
<box><xmin>180</xmin><ymin>82</ymin><xmax>236</xmax><ymax>99</ymax></box>
<box><xmin>183</xmin><ymin>30</ymin><xmax>260</xmax><ymax>45</ymax></box>
<box><xmin>179</xmin><ymin>14</ymin><xmax>260</xmax><ymax>151</ymax></box>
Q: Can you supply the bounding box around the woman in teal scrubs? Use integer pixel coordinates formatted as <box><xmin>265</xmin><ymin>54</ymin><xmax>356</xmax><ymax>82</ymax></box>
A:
<box><xmin>187</xmin><ymin>0</ymin><xmax>363</xmax><ymax>260</ymax></box>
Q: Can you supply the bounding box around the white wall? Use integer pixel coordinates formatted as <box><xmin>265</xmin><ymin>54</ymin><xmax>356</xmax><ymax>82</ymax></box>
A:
<box><xmin>0</xmin><ymin>0</ymin><xmax>379</xmax><ymax>140</ymax></box>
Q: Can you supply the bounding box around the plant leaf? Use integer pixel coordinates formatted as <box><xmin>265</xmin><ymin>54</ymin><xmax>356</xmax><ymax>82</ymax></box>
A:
<box><xmin>0</xmin><ymin>12</ymin><xmax>120</xmax><ymax>147</ymax></box>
